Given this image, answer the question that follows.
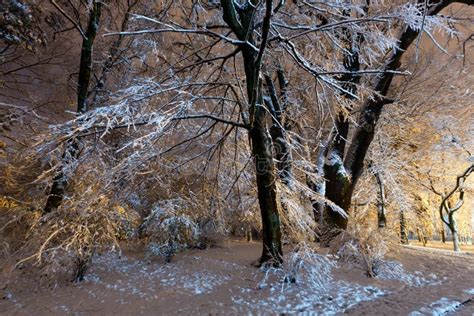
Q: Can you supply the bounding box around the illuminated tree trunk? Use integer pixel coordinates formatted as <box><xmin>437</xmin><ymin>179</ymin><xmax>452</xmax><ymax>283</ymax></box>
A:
<box><xmin>447</xmin><ymin>202</ymin><xmax>461</xmax><ymax>252</ymax></box>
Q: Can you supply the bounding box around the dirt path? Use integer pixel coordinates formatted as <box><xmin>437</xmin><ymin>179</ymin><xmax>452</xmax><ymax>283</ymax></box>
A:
<box><xmin>1</xmin><ymin>241</ymin><xmax>473</xmax><ymax>315</ymax></box>
<box><xmin>408</xmin><ymin>241</ymin><xmax>474</xmax><ymax>254</ymax></box>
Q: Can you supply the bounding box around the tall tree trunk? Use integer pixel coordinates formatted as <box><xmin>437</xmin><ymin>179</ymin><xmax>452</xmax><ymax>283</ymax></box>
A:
<box><xmin>76</xmin><ymin>2</ymin><xmax>101</xmax><ymax>114</ymax></box>
<box><xmin>245</xmin><ymin>54</ymin><xmax>283</xmax><ymax>266</ymax></box>
<box><xmin>250</xmin><ymin>112</ymin><xmax>283</xmax><ymax>265</ymax></box>
<box><xmin>221</xmin><ymin>0</ymin><xmax>283</xmax><ymax>265</ymax></box>
<box><xmin>44</xmin><ymin>1</ymin><xmax>102</xmax><ymax>214</ymax></box>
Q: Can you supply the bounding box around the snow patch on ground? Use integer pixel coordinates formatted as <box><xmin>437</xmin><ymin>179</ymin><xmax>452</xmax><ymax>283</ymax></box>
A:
<box><xmin>231</xmin><ymin>247</ymin><xmax>385</xmax><ymax>314</ymax></box>
<box><xmin>160</xmin><ymin>269</ymin><xmax>230</xmax><ymax>295</ymax></box>
<box><xmin>1</xmin><ymin>292</ymin><xmax>23</xmax><ymax>310</ymax></box>
<box><xmin>465</xmin><ymin>288</ymin><xmax>474</xmax><ymax>295</ymax></box>
<box><xmin>79</xmin><ymin>253</ymin><xmax>232</xmax><ymax>301</ymax></box>
<box><xmin>410</xmin><ymin>297</ymin><xmax>462</xmax><ymax>315</ymax></box>
<box><xmin>232</xmin><ymin>280</ymin><xmax>385</xmax><ymax>314</ymax></box>
<box><xmin>377</xmin><ymin>261</ymin><xmax>442</xmax><ymax>287</ymax></box>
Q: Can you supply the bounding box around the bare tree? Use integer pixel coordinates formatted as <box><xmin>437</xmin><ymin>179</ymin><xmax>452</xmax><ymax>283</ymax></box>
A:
<box><xmin>433</xmin><ymin>163</ymin><xmax>474</xmax><ymax>251</ymax></box>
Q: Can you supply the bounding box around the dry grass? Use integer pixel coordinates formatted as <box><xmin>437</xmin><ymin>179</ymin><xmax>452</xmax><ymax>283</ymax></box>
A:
<box><xmin>0</xmin><ymin>192</ymin><xmax>131</xmax><ymax>283</ymax></box>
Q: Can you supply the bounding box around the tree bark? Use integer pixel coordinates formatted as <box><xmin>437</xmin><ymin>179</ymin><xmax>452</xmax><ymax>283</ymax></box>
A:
<box><xmin>449</xmin><ymin>211</ymin><xmax>461</xmax><ymax>252</ymax></box>
<box><xmin>323</xmin><ymin>152</ymin><xmax>351</xmax><ymax>234</ymax></box>
<box><xmin>250</xmin><ymin>114</ymin><xmax>283</xmax><ymax>265</ymax></box>
<box><xmin>77</xmin><ymin>1</ymin><xmax>102</xmax><ymax>113</ymax></box>
<box><xmin>452</xmin><ymin>229</ymin><xmax>460</xmax><ymax>252</ymax></box>
<box><xmin>374</xmin><ymin>171</ymin><xmax>387</xmax><ymax>228</ymax></box>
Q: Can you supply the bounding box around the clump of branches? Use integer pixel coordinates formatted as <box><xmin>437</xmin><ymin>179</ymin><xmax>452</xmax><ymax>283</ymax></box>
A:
<box><xmin>332</xmin><ymin>227</ymin><xmax>396</xmax><ymax>278</ymax></box>
<box><xmin>140</xmin><ymin>199</ymin><xmax>200</xmax><ymax>262</ymax></box>
<box><xmin>258</xmin><ymin>242</ymin><xmax>334</xmax><ymax>292</ymax></box>
<box><xmin>1</xmin><ymin>184</ymin><xmax>126</xmax><ymax>283</ymax></box>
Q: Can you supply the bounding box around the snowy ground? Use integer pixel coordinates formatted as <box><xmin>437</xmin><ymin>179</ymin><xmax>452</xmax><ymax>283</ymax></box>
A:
<box><xmin>1</xmin><ymin>241</ymin><xmax>473</xmax><ymax>315</ymax></box>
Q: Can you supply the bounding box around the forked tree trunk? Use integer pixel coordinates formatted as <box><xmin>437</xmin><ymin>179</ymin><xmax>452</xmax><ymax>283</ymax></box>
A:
<box><xmin>221</xmin><ymin>0</ymin><xmax>283</xmax><ymax>265</ymax></box>
<box><xmin>318</xmin><ymin>5</ymin><xmax>366</xmax><ymax>237</ymax></box>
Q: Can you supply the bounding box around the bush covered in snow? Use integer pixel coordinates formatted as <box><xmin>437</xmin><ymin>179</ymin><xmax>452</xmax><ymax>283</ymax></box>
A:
<box><xmin>140</xmin><ymin>199</ymin><xmax>200</xmax><ymax>261</ymax></box>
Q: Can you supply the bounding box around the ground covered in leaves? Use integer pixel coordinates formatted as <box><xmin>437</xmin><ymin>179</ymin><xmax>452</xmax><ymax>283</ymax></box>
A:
<box><xmin>1</xmin><ymin>241</ymin><xmax>473</xmax><ymax>315</ymax></box>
